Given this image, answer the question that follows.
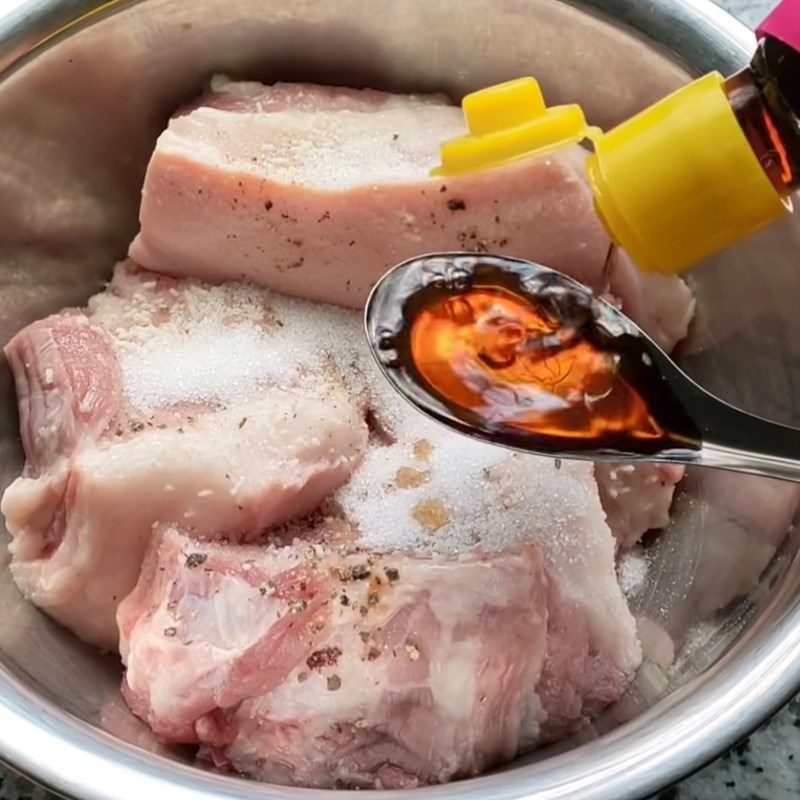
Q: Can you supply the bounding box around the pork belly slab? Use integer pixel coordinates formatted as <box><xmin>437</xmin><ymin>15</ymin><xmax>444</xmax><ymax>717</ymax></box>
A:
<box><xmin>119</xmin><ymin>499</ymin><xmax>639</xmax><ymax>789</ymax></box>
<box><xmin>119</xmin><ymin>530</ymin><xmax>547</xmax><ymax>788</ymax></box>
<box><xmin>1</xmin><ymin>263</ymin><xmax>367</xmax><ymax>647</ymax></box>
<box><xmin>129</xmin><ymin>77</ymin><xmax>693</xmax><ymax>352</ymax></box>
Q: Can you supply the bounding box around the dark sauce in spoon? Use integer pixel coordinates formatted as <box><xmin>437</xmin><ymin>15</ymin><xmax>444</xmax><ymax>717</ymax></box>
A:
<box><xmin>367</xmin><ymin>254</ymin><xmax>702</xmax><ymax>459</ymax></box>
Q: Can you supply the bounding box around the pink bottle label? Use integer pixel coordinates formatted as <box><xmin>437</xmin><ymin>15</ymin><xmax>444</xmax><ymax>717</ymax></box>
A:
<box><xmin>757</xmin><ymin>0</ymin><xmax>800</xmax><ymax>53</ymax></box>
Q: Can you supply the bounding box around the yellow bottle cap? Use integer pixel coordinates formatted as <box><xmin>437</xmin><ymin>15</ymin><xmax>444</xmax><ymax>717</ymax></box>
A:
<box><xmin>587</xmin><ymin>72</ymin><xmax>790</xmax><ymax>274</ymax></box>
<box><xmin>432</xmin><ymin>77</ymin><xmax>601</xmax><ymax>176</ymax></box>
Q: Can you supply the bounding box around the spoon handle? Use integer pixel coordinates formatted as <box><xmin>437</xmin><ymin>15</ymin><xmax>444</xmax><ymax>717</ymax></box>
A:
<box><xmin>699</xmin><ymin>438</ymin><xmax>800</xmax><ymax>483</ymax></box>
<box><xmin>683</xmin><ymin>386</ymin><xmax>800</xmax><ymax>483</ymax></box>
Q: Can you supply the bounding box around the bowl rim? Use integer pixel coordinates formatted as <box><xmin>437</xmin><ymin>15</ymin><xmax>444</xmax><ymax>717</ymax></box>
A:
<box><xmin>1</xmin><ymin>1</ymin><xmax>799</xmax><ymax>799</ymax></box>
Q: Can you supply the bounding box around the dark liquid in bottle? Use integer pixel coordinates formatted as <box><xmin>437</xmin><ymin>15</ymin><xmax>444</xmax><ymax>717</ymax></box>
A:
<box><xmin>371</xmin><ymin>255</ymin><xmax>702</xmax><ymax>458</ymax></box>
<box><xmin>726</xmin><ymin>36</ymin><xmax>800</xmax><ymax>194</ymax></box>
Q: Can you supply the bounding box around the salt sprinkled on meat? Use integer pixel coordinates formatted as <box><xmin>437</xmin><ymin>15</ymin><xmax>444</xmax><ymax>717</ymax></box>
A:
<box><xmin>334</xmin><ymin>398</ymin><xmax>601</xmax><ymax>556</ymax></box>
<box><xmin>94</xmin><ymin>265</ymin><xmax>613</xmax><ymax>560</ymax></box>
<box><xmin>618</xmin><ymin>551</ymin><xmax>649</xmax><ymax>596</ymax></box>
<box><xmin>122</xmin><ymin>325</ymin><xmax>296</xmax><ymax>409</ymax></box>
<box><xmin>335</xmin><ymin>420</ymin><xmax>505</xmax><ymax>551</ymax></box>
<box><xmin>172</xmin><ymin>105</ymin><xmax>465</xmax><ymax>190</ymax></box>
<box><xmin>91</xmin><ymin>268</ymin><xmax>367</xmax><ymax>411</ymax></box>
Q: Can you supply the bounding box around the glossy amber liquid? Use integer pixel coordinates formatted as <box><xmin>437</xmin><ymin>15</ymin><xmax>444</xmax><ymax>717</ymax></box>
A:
<box><xmin>375</xmin><ymin>257</ymin><xmax>702</xmax><ymax>456</ymax></box>
<box><xmin>408</xmin><ymin>284</ymin><xmax>667</xmax><ymax>442</ymax></box>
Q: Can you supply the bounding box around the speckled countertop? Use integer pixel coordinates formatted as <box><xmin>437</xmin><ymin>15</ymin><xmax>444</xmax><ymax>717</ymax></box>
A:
<box><xmin>1</xmin><ymin>0</ymin><xmax>799</xmax><ymax>799</ymax></box>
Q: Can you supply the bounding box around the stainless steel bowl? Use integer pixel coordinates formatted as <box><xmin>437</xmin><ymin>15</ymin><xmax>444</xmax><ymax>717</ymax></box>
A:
<box><xmin>1</xmin><ymin>1</ymin><xmax>799</xmax><ymax>798</ymax></box>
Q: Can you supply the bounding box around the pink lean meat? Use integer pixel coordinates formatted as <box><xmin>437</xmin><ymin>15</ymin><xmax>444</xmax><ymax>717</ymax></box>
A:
<box><xmin>129</xmin><ymin>77</ymin><xmax>693</xmax><ymax>352</ymax></box>
<box><xmin>119</xmin><ymin>528</ymin><xmax>548</xmax><ymax>788</ymax></box>
<box><xmin>1</xmin><ymin>263</ymin><xmax>367</xmax><ymax>648</ymax></box>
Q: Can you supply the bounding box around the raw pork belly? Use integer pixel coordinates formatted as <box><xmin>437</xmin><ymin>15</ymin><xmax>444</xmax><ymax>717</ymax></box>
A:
<box><xmin>129</xmin><ymin>77</ymin><xmax>693</xmax><ymax>351</ymax></box>
<box><xmin>120</xmin><ymin>455</ymin><xmax>640</xmax><ymax>789</ymax></box>
<box><xmin>119</xmin><ymin>529</ymin><xmax>548</xmax><ymax>788</ymax></box>
<box><xmin>1</xmin><ymin>263</ymin><xmax>367</xmax><ymax>647</ymax></box>
<box><xmin>112</xmin><ymin>277</ymin><xmax>641</xmax><ymax>786</ymax></box>
<box><xmin>2</xmin><ymin>76</ymin><xmax>690</xmax><ymax>789</ymax></box>
<box><xmin>118</xmin><ymin>372</ymin><xmax>640</xmax><ymax>787</ymax></box>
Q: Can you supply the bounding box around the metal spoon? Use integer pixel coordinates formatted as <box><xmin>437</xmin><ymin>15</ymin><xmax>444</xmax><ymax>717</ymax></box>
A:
<box><xmin>365</xmin><ymin>252</ymin><xmax>800</xmax><ymax>484</ymax></box>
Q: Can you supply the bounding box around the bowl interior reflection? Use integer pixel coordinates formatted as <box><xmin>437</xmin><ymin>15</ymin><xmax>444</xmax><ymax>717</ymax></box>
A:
<box><xmin>0</xmin><ymin>0</ymin><xmax>799</xmax><ymax>797</ymax></box>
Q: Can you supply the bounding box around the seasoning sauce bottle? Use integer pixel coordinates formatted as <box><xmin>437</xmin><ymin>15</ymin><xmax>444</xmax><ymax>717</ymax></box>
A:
<box><xmin>433</xmin><ymin>0</ymin><xmax>800</xmax><ymax>275</ymax></box>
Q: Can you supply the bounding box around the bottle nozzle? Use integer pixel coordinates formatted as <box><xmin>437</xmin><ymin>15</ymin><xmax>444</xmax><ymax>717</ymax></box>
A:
<box><xmin>432</xmin><ymin>78</ymin><xmax>600</xmax><ymax>177</ymax></box>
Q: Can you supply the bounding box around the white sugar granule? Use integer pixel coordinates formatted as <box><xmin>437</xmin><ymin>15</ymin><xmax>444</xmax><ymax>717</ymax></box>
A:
<box><xmin>618</xmin><ymin>551</ymin><xmax>649</xmax><ymax>596</ymax></box>
<box><xmin>94</xmin><ymin>266</ymin><xmax>616</xmax><ymax>559</ymax></box>
<box><xmin>337</xmin><ymin>389</ymin><xmax>604</xmax><ymax>556</ymax></box>
<box><xmin>121</xmin><ymin>325</ymin><xmax>295</xmax><ymax>410</ymax></box>
<box><xmin>168</xmin><ymin>102</ymin><xmax>466</xmax><ymax>191</ymax></box>
<box><xmin>96</xmin><ymin>268</ymin><xmax>367</xmax><ymax>412</ymax></box>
